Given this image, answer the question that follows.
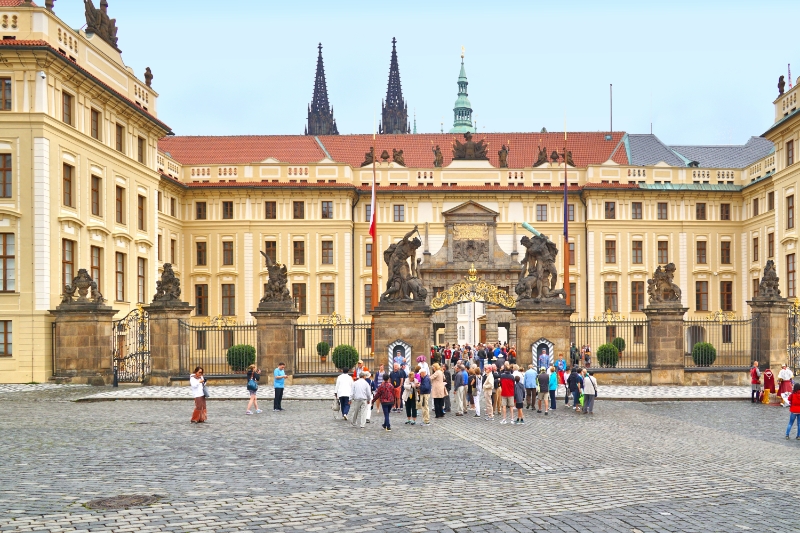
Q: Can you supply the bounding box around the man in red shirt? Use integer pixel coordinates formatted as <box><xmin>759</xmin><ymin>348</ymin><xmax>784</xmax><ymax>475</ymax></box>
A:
<box><xmin>750</xmin><ymin>361</ymin><xmax>762</xmax><ymax>403</ymax></box>
<box><xmin>499</xmin><ymin>367</ymin><xmax>516</xmax><ymax>424</ymax></box>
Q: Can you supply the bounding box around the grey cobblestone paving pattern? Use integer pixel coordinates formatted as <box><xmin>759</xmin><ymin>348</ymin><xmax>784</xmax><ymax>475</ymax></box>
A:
<box><xmin>0</xmin><ymin>387</ymin><xmax>798</xmax><ymax>532</ymax></box>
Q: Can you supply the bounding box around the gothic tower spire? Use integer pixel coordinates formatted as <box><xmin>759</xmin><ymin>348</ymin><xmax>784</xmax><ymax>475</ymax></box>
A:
<box><xmin>306</xmin><ymin>43</ymin><xmax>339</xmax><ymax>136</ymax></box>
<box><xmin>379</xmin><ymin>37</ymin><xmax>410</xmax><ymax>135</ymax></box>
<box><xmin>449</xmin><ymin>46</ymin><xmax>475</xmax><ymax>134</ymax></box>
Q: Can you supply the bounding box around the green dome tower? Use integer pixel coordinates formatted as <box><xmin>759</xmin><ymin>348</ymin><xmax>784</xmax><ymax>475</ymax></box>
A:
<box><xmin>449</xmin><ymin>47</ymin><xmax>475</xmax><ymax>134</ymax></box>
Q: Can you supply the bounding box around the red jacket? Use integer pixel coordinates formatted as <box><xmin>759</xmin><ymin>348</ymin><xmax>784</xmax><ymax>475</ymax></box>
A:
<box><xmin>789</xmin><ymin>391</ymin><xmax>800</xmax><ymax>414</ymax></box>
<box><xmin>750</xmin><ymin>367</ymin><xmax>761</xmax><ymax>385</ymax></box>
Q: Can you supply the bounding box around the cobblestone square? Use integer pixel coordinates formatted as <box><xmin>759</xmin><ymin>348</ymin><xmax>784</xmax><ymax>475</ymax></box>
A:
<box><xmin>1</xmin><ymin>388</ymin><xmax>798</xmax><ymax>532</ymax></box>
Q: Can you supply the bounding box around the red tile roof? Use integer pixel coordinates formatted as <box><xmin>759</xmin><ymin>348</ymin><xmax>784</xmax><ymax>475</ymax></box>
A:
<box><xmin>158</xmin><ymin>132</ymin><xmax>629</xmax><ymax>167</ymax></box>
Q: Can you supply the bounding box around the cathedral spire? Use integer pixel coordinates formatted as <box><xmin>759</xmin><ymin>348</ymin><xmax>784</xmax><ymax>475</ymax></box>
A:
<box><xmin>306</xmin><ymin>43</ymin><xmax>339</xmax><ymax>136</ymax></box>
<box><xmin>449</xmin><ymin>46</ymin><xmax>475</xmax><ymax>134</ymax></box>
<box><xmin>379</xmin><ymin>37</ymin><xmax>410</xmax><ymax>135</ymax></box>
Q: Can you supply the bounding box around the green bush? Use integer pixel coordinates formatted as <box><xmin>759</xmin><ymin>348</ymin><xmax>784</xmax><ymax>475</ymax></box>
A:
<box><xmin>597</xmin><ymin>343</ymin><xmax>619</xmax><ymax>368</ymax></box>
<box><xmin>612</xmin><ymin>337</ymin><xmax>626</xmax><ymax>354</ymax></box>
<box><xmin>692</xmin><ymin>342</ymin><xmax>717</xmax><ymax>367</ymax></box>
<box><xmin>316</xmin><ymin>341</ymin><xmax>330</xmax><ymax>357</ymax></box>
<box><xmin>332</xmin><ymin>344</ymin><xmax>359</xmax><ymax>371</ymax></box>
<box><xmin>226</xmin><ymin>344</ymin><xmax>256</xmax><ymax>372</ymax></box>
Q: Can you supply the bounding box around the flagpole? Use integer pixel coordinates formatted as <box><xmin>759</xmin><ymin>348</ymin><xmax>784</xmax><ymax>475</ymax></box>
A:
<box><xmin>564</xmin><ymin>116</ymin><xmax>570</xmax><ymax>308</ymax></box>
<box><xmin>370</xmin><ymin>119</ymin><xmax>378</xmax><ymax>361</ymax></box>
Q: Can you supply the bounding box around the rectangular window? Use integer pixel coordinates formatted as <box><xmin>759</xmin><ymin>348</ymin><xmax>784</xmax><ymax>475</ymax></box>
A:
<box><xmin>91</xmin><ymin>176</ymin><xmax>101</xmax><ymax>216</ymax></box>
<box><xmin>292</xmin><ymin>283</ymin><xmax>307</xmax><ymax>314</ymax></box>
<box><xmin>62</xmin><ymin>239</ymin><xmax>75</xmax><ymax>288</ymax></box>
<box><xmin>0</xmin><ymin>321</ymin><xmax>11</xmax><ymax>356</ymax></box>
<box><xmin>569</xmin><ymin>283</ymin><xmax>576</xmax><ymax>308</ymax></box>
<box><xmin>90</xmin><ymin>245</ymin><xmax>101</xmax><ymax>293</ymax></box>
<box><xmin>157</xmin><ymin>191</ymin><xmax>162</xmax><ymax>212</ymax></box>
<box><xmin>632</xmin><ymin>241</ymin><xmax>643</xmax><ymax>264</ymax></box>
<box><xmin>722</xmin><ymin>324</ymin><xmax>732</xmax><ymax>344</ymax></box>
<box><xmin>196</xmin><ymin>330</ymin><xmax>207</xmax><ymax>351</ymax></box>
<box><xmin>768</xmin><ymin>233</ymin><xmax>775</xmax><ymax>258</ymax></box>
<box><xmin>293</xmin><ymin>241</ymin><xmax>305</xmax><ymax>265</ymax></box>
<box><xmin>720</xmin><ymin>203</ymin><xmax>730</xmax><ymax>221</ymax></box>
<box><xmin>221</xmin><ymin>284</ymin><xmax>235</xmax><ymax>316</ymax></box>
<box><xmin>768</xmin><ymin>191</ymin><xmax>775</xmax><ymax>211</ymax></box>
<box><xmin>137</xmin><ymin>258</ymin><xmax>146</xmax><ymax>304</ymax></box>
<box><xmin>753</xmin><ymin>198</ymin><xmax>759</xmax><ymax>217</ymax></box>
<box><xmin>195</xmin><ymin>284</ymin><xmax>208</xmax><ymax>316</ymax></box>
<box><xmin>788</xmin><ymin>195</ymin><xmax>795</xmax><ymax>229</ymax></box>
<box><xmin>366</xmin><ymin>243</ymin><xmax>373</xmax><ymax>267</ymax></box>
<box><xmin>788</xmin><ymin>140</ymin><xmax>795</xmax><ymax>166</ymax></box>
<box><xmin>696</xmin><ymin>203</ymin><xmax>706</xmax><ymax>220</ymax></box>
<box><xmin>536</xmin><ymin>204</ymin><xmax>547</xmax><ymax>222</ymax></box>
<box><xmin>0</xmin><ymin>233</ymin><xmax>14</xmax><ymax>292</ymax></box>
<box><xmin>0</xmin><ymin>78</ymin><xmax>11</xmax><ymax>110</ymax></box>
<box><xmin>115</xmin><ymin>123</ymin><xmax>124</xmax><ymax>153</ymax></box>
<box><xmin>223</xmin><ymin>330</ymin><xmax>234</xmax><ymax>350</ymax></box>
<box><xmin>753</xmin><ymin>278</ymin><xmax>760</xmax><ymax>299</ymax></box>
<box><xmin>0</xmin><ymin>154</ymin><xmax>10</xmax><ymax>199</ymax></box>
<box><xmin>753</xmin><ymin>237</ymin><xmax>759</xmax><ymax>262</ymax></box>
<box><xmin>265</xmin><ymin>201</ymin><xmax>277</xmax><ymax>219</ymax></box>
<box><xmin>321</xmin><ymin>201</ymin><xmax>333</xmax><ymax>219</ymax></box>
<box><xmin>568</xmin><ymin>243</ymin><xmax>575</xmax><ymax>265</ymax></box>
<box><xmin>170</xmin><ymin>239</ymin><xmax>176</xmax><ymax>265</ymax></box>
<box><xmin>697</xmin><ymin>241</ymin><xmax>707</xmax><ymax>264</ymax></box>
<box><xmin>137</xmin><ymin>136</ymin><xmax>146</xmax><ymax>164</ymax></box>
<box><xmin>263</xmin><ymin>240</ymin><xmax>276</xmax><ymax>264</ymax></box>
<box><xmin>721</xmin><ymin>241</ymin><xmax>731</xmax><ymax>264</ymax></box>
<box><xmin>657</xmin><ymin>241</ymin><xmax>668</xmax><ymax>264</ymax></box>
<box><xmin>631</xmin><ymin>281</ymin><xmax>644</xmax><ymax>312</ymax></box>
<box><xmin>365</xmin><ymin>204</ymin><xmax>372</xmax><ymax>223</ymax></box>
<box><xmin>633</xmin><ymin>324</ymin><xmax>644</xmax><ymax>344</ymax></box>
<box><xmin>115</xmin><ymin>186</ymin><xmax>125</xmax><ymax>224</ymax></box>
<box><xmin>222</xmin><ymin>241</ymin><xmax>234</xmax><ymax>266</ymax></box>
<box><xmin>321</xmin><ymin>241</ymin><xmax>333</xmax><ymax>264</ymax></box>
<box><xmin>720</xmin><ymin>281</ymin><xmax>733</xmax><ymax>311</ymax></box>
<box><xmin>293</xmin><ymin>201</ymin><xmax>304</xmax><ymax>219</ymax></box>
<box><xmin>364</xmin><ymin>283</ymin><xmax>372</xmax><ymax>313</ymax></box>
<box><xmin>222</xmin><ymin>201</ymin><xmax>234</xmax><ymax>220</ymax></box>
<box><xmin>695</xmin><ymin>281</ymin><xmax>708</xmax><ymax>311</ymax></box>
<box><xmin>605</xmin><ymin>240</ymin><xmax>616</xmax><ymax>263</ymax></box>
<box><xmin>788</xmin><ymin>254</ymin><xmax>796</xmax><ymax>298</ymax></box>
<box><xmin>157</xmin><ymin>234</ymin><xmax>162</xmax><ymax>261</ymax></box>
<box><xmin>62</xmin><ymin>91</ymin><xmax>73</xmax><ymax>126</ymax></box>
<box><xmin>137</xmin><ymin>195</ymin><xmax>146</xmax><ymax>231</ymax></box>
<box><xmin>196</xmin><ymin>242</ymin><xmax>207</xmax><ymax>266</ymax></box>
<box><xmin>196</xmin><ymin>202</ymin><xmax>207</xmax><ymax>220</ymax></box>
<box><xmin>90</xmin><ymin>109</ymin><xmax>101</xmax><ymax>140</ymax></box>
<box><xmin>115</xmin><ymin>252</ymin><xmax>125</xmax><ymax>301</ymax></box>
<box><xmin>657</xmin><ymin>202</ymin><xmax>668</xmax><ymax>220</ymax></box>
<box><xmin>170</xmin><ymin>197</ymin><xmax>176</xmax><ymax>217</ymax></box>
<box><xmin>567</xmin><ymin>204</ymin><xmax>575</xmax><ymax>222</ymax></box>
<box><xmin>604</xmin><ymin>281</ymin><xmax>618</xmax><ymax>312</ymax></box>
<box><xmin>320</xmin><ymin>282</ymin><xmax>335</xmax><ymax>315</ymax></box>
<box><xmin>63</xmin><ymin>164</ymin><xmax>73</xmax><ymax>207</ymax></box>
<box><xmin>631</xmin><ymin>202</ymin><xmax>642</xmax><ymax>220</ymax></box>
<box><xmin>393</xmin><ymin>205</ymin><xmax>405</xmax><ymax>222</ymax></box>
<box><xmin>604</xmin><ymin>201</ymin><xmax>616</xmax><ymax>219</ymax></box>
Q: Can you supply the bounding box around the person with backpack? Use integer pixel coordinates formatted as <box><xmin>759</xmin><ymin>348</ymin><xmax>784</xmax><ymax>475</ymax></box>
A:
<box><xmin>582</xmin><ymin>370</ymin><xmax>598</xmax><ymax>414</ymax></box>
<box><xmin>245</xmin><ymin>364</ymin><xmax>262</xmax><ymax>415</ymax></box>
<box><xmin>751</xmin><ymin>361</ymin><xmax>763</xmax><ymax>403</ymax></box>
<box><xmin>785</xmin><ymin>382</ymin><xmax>800</xmax><ymax>439</ymax></box>
<box><xmin>374</xmin><ymin>373</ymin><xmax>396</xmax><ymax>431</ymax></box>
<box><xmin>334</xmin><ymin>367</ymin><xmax>354</xmax><ymax>421</ymax></box>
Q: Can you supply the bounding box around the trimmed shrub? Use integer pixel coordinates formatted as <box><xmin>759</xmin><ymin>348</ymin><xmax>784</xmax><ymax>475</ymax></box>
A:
<box><xmin>332</xmin><ymin>344</ymin><xmax>359</xmax><ymax>372</ymax></box>
<box><xmin>597</xmin><ymin>343</ymin><xmax>619</xmax><ymax>368</ymax></box>
<box><xmin>226</xmin><ymin>344</ymin><xmax>256</xmax><ymax>372</ymax></box>
<box><xmin>692</xmin><ymin>342</ymin><xmax>717</xmax><ymax>367</ymax></box>
<box><xmin>316</xmin><ymin>341</ymin><xmax>331</xmax><ymax>358</ymax></box>
<box><xmin>612</xmin><ymin>337</ymin><xmax>626</xmax><ymax>354</ymax></box>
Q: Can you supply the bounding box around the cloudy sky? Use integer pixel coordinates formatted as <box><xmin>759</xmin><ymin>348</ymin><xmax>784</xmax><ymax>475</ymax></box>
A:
<box><xmin>57</xmin><ymin>0</ymin><xmax>795</xmax><ymax>144</ymax></box>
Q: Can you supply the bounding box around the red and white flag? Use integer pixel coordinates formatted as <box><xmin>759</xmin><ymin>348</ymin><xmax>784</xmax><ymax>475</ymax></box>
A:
<box><xmin>369</xmin><ymin>172</ymin><xmax>376</xmax><ymax>239</ymax></box>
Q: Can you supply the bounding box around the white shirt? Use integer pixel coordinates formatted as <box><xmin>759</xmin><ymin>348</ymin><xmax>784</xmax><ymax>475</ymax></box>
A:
<box><xmin>189</xmin><ymin>374</ymin><xmax>205</xmax><ymax>398</ymax></box>
<box><xmin>583</xmin><ymin>375</ymin><xmax>597</xmax><ymax>395</ymax></box>
<box><xmin>778</xmin><ymin>368</ymin><xmax>794</xmax><ymax>381</ymax></box>
<box><xmin>418</xmin><ymin>362</ymin><xmax>429</xmax><ymax>375</ymax></box>
<box><xmin>351</xmin><ymin>378</ymin><xmax>373</xmax><ymax>401</ymax></box>
<box><xmin>334</xmin><ymin>373</ymin><xmax>354</xmax><ymax>398</ymax></box>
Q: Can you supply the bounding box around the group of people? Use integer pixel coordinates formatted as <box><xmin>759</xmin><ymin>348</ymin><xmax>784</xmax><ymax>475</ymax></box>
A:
<box><xmin>332</xmin><ymin>354</ymin><xmax>599</xmax><ymax>430</ymax></box>
<box><xmin>432</xmin><ymin>342</ymin><xmax>518</xmax><ymax>370</ymax></box>
<box><xmin>749</xmin><ymin>360</ymin><xmax>800</xmax><ymax>439</ymax></box>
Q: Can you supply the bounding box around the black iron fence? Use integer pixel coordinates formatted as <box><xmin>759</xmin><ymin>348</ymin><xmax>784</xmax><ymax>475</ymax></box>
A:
<box><xmin>790</xmin><ymin>303</ymin><xmax>800</xmax><ymax>374</ymax></box>
<box><xmin>294</xmin><ymin>322</ymin><xmax>373</xmax><ymax>375</ymax></box>
<box><xmin>683</xmin><ymin>315</ymin><xmax>756</xmax><ymax>368</ymax></box>
<box><xmin>179</xmin><ymin>320</ymin><xmax>258</xmax><ymax>376</ymax></box>
<box><xmin>570</xmin><ymin>319</ymin><xmax>649</xmax><ymax>369</ymax></box>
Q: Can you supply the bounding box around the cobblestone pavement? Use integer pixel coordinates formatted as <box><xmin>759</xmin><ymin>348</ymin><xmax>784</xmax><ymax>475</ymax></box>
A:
<box><xmin>77</xmin><ymin>384</ymin><xmax>751</xmax><ymax>402</ymax></box>
<box><xmin>1</xmin><ymin>387</ymin><xmax>799</xmax><ymax>532</ymax></box>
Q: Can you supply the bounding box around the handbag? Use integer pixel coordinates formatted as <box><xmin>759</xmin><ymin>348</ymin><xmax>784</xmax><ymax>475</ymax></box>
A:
<box><xmin>202</xmin><ymin>383</ymin><xmax>210</xmax><ymax>398</ymax></box>
<box><xmin>247</xmin><ymin>377</ymin><xmax>258</xmax><ymax>392</ymax></box>
<box><xmin>579</xmin><ymin>393</ymin><xmax>585</xmax><ymax>406</ymax></box>
<box><xmin>331</xmin><ymin>397</ymin><xmax>340</xmax><ymax>411</ymax></box>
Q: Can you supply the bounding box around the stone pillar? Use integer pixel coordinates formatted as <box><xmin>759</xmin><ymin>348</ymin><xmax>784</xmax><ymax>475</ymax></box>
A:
<box><xmin>372</xmin><ymin>301</ymin><xmax>433</xmax><ymax>365</ymax></box>
<box><xmin>146</xmin><ymin>302</ymin><xmax>194</xmax><ymax>386</ymax></box>
<box><xmin>515</xmin><ymin>300</ymin><xmax>573</xmax><ymax>369</ymax></box>
<box><xmin>644</xmin><ymin>303</ymin><xmax>688</xmax><ymax>385</ymax></box>
<box><xmin>251</xmin><ymin>302</ymin><xmax>301</xmax><ymax>381</ymax></box>
<box><xmin>748</xmin><ymin>298</ymin><xmax>791</xmax><ymax>370</ymax></box>
<box><xmin>49</xmin><ymin>305</ymin><xmax>118</xmax><ymax>385</ymax></box>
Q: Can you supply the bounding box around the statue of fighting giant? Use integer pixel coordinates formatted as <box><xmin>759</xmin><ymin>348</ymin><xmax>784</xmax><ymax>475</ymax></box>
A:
<box><xmin>516</xmin><ymin>229</ymin><xmax>565</xmax><ymax>301</ymax></box>
<box><xmin>380</xmin><ymin>225</ymin><xmax>428</xmax><ymax>302</ymax></box>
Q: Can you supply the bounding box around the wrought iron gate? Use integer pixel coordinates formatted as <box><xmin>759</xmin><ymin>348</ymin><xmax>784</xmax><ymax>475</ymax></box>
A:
<box><xmin>790</xmin><ymin>301</ymin><xmax>800</xmax><ymax>373</ymax></box>
<box><xmin>112</xmin><ymin>305</ymin><xmax>151</xmax><ymax>383</ymax></box>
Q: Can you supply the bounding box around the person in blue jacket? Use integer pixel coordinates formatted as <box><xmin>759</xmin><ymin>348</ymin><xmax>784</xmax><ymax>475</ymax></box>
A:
<box><xmin>548</xmin><ymin>366</ymin><xmax>558</xmax><ymax>411</ymax></box>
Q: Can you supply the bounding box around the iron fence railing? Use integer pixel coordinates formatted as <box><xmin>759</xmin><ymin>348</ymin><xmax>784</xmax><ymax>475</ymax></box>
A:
<box><xmin>570</xmin><ymin>319</ymin><xmax>649</xmax><ymax>369</ymax></box>
<box><xmin>683</xmin><ymin>315</ymin><xmax>756</xmax><ymax>368</ymax></box>
<box><xmin>789</xmin><ymin>303</ymin><xmax>800</xmax><ymax>374</ymax></box>
<box><xmin>294</xmin><ymin>323</ymin><xmax>373</xmax><ymax>375</ymax></box>
<box><xmin>179</xmin><ymin>320</ymin><xmax>258</xmax><ymax>376</ymax></box>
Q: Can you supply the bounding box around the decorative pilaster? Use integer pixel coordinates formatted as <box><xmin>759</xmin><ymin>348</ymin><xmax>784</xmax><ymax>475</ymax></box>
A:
<box><xmin>644</xmin><ymin>303</ymin><xmax>688</xmax><ymax>385</ymax></box>
<box><xmin>372</xmin><ymin>301</ymin><xmax>433</xmax><ymax>366</ymax></box>
<box><xmin>515</xmin><ymin>300</ymin><xmax>573</xmax><ymax>368</ymax></box>
<box><xmin>748</xmin><ymin>260</ymin><xmax>791</xmax><ymax>370</ymax></box>
<box><xmin>251</xmin><ymin>302</ymin><xmax>301</xmax><ymax>380</ymax></box>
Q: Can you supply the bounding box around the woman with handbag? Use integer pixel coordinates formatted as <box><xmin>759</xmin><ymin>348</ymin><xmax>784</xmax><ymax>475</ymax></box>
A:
<box><xmin>190</xmin><ymin>366</ymin><xmax>207</xmax><ymax>423</ymax></box>
<box><xmin>403</xmin><ymin>371</ymin><xmax>418</xmax><ymax>424</ymax></box>
<box><xmin>245</xmin><ymin>364</ymin><xmax>262</xmax><ymax>415</ymax></box>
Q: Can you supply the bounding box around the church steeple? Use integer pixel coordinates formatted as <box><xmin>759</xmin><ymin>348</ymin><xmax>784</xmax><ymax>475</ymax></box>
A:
<box><xmin>449</xmin><ymin>47</ymin><xmax>475</xmax><ymax>134</ymax></box>
<box><xmin>379</xmin><ymin>37</ymin><xmax>410</xmax><ymax>135</ymax></box>
<box><xmin>306</xmin><ymin>43</ymin><xmax>339</xmax><ymax>136</ymax></box>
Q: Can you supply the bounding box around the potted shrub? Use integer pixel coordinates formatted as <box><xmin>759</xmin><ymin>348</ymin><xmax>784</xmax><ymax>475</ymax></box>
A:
<box><xmin>226</xmin><ymin>344</ymin><xmax>256</xmax><ymax>373</ymax></box>
<box><xmin>596</xmin><ymin>343</ymin><xmax>619</xmax><ymax>368</ymax></box>
<box><xmin>332</xmin><ymin>344</ymin><xmax>359</xmax><ymax>372</ymax></box>
<box><xmin>691</xmin><ymin>342</ymin><xmax>717</xmax><ymax>367</ymax></box>
<box><xmin>612</xmin><ymin>337</ymin><xmax>626</xmax><ymax>360</ymax></box>
<box><xmin>316</xmin><ymin>341</ymin><xmax>331</xmax><ymax>362</ymax></box>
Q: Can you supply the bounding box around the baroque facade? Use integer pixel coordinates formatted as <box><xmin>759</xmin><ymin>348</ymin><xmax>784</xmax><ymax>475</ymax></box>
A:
<box><xmin>0</xmin><ymin>2</ymin><xmax>799</xmax><ymax>383</ymax></box>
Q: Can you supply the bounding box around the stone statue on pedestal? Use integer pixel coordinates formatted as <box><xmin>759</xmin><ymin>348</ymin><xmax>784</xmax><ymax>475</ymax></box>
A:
<box><xmin>62</xmin><ymin>269</ymin><xmax>104</xmax><ymax>305</ymax></box>
<box><xmin>516</xmin><ymin>234</ymin><xmax>565</xmax><ymax>301</ymax></box>
<box><xmin>432</xmin><ymin>145</ymin><xmax>443</xmax><ymax>167</ymax></box>
<box><xmin>647</xmin><ymin>263</ymin><xmax>682</xmax><ymax>304</ymax></box>
<box><xmin>756</xmin><ymin>259</ymin><xmax>782</xmax><ymax>300</ymax></box>
<box><xmin>452</xmin><ymin>132</ymin><xmax>488</xmax><ymax>160</ymax></box>
<box><xmin>381</xmin><ymin>225</ymin><xmax>428</xmax><ymax>302</ymax></box>
<box><xmin>153</xmin><ymin>263</ymin><xmax>181</xmax><ymax>303</ymax></box>
<box><xmin>259</xmin><ymin>251</ymin><xmax>291</xmax><ymax>303</ymax></box>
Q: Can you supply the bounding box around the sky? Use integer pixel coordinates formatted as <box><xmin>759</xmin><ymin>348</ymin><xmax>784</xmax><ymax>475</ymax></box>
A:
<box><xmin>54</xmin><ymin>0</ymin><xmax>797</xmax><ymax>145</ymax></box>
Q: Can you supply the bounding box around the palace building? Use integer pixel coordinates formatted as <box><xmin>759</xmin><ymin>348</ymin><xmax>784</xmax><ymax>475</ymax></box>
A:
<box><xmin>0</xmin><ymin>1</ymin><xmax>799</xmax><ymax>383</ymax></box>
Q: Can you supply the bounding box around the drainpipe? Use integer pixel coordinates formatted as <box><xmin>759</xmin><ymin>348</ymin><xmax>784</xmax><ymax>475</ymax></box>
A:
<box><xmin>579</xmin><ymin>190</ymin><xmax>589</xmax><ymax>321</ymax></box>
<box><xmin>351</xmin><ymin>191</ymin><xmax>361</xmax><ymax>322</ymax></box>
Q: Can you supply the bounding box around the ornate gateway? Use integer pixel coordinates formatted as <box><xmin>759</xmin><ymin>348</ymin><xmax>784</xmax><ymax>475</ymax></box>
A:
<box><xmin>431</xmin><ymin>264</ymin><xmax>516</xmax><ymax>310</ymax></box>
<box><xmin>112</xmin><ymin>304</ymin><xmax>151</xmax><ymax>383</ymax></box>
